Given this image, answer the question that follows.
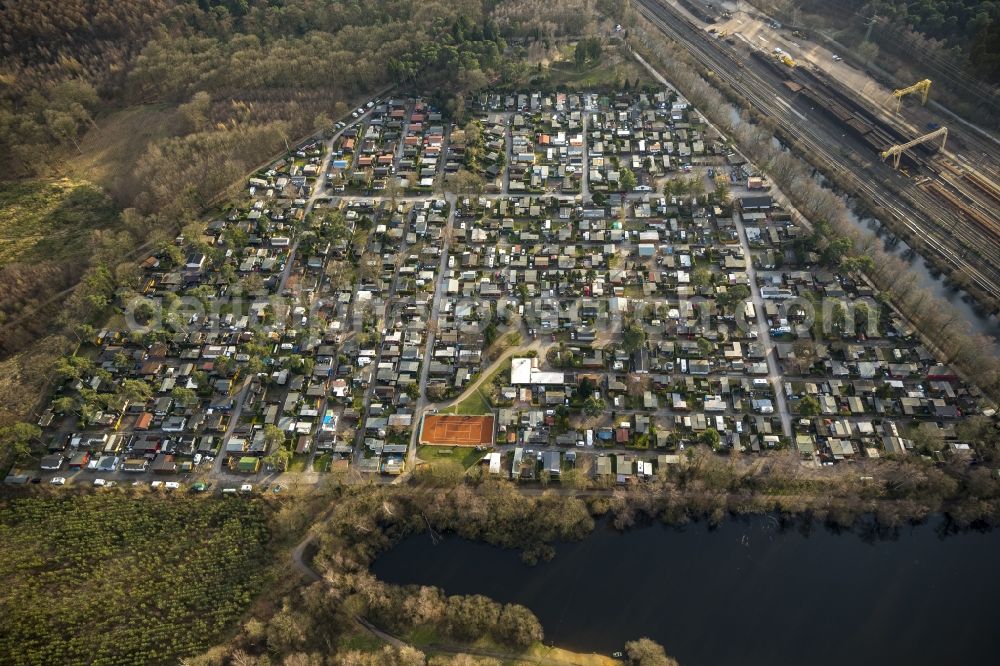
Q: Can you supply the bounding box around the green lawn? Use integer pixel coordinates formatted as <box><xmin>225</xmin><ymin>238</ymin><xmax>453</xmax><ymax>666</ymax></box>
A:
<box><xmin>0</xmin><ymin>178</ymin><xmax>118</xmax><ymax>268</ymax></box>
<box><xmin>485</xmin><ymin>356</ymin><xmax>513</xmax><ymax>385</ymax></box>
<box><xmin>287</xmin><ymin>453</ymin><xmax>310</xmax><ymax>472</ymax></box>
<box><xmin>416</xmin><ymin>445</ymin><xmax>486</xmax><ymax>470</ymax></box>
<box><xmin>541</xmin><ymin>41</ymin><xmax>655</xmax><ymax>90</ymax></box>
<box><xmin>314</xmin><ymin>452</ymin><xmax>333</xmax><ymax>472</ymax></box>
<box><xmin>404</xmin><ymin>624</ymin><xmax>442</xmax><ymax>646</ymax></box>
<box><xmin>443</xmin><ymin>388</ymin><xmax>492</xmax><ymax>415</ymax></box>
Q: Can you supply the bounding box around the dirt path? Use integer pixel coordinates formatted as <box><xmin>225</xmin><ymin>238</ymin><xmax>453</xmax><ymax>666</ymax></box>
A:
<box><xmin>427</xmin><ymin>339</ymin><xmax>546</xmax><ymax>413</ymax></box>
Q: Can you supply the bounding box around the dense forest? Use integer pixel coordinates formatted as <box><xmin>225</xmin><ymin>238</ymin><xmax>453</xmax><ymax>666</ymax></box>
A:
<box><xmin>867</xmin><ymin>0</ymin><xmax>1000</xmax><ymax>83</ymax></box>
<box><xmin>0</xmin><ymin>494</ymin><xmax>271</xmax><ymax>665</ymax></box>
<box><xmin>770</xmin><ymin>0</ymin><xmax>1000</xmax><ymax>84</ymax></box>
<box><xmin>867</xmin><ymin>0</ymin><xmax>998</xmax><ymax>60</ymax></box>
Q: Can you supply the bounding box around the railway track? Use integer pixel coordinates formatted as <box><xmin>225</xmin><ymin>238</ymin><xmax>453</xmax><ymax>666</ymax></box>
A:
<box><xmin>634</xmin><ymin>0</ymin><xmax>1000</xmax><ymax>300</ymax></box>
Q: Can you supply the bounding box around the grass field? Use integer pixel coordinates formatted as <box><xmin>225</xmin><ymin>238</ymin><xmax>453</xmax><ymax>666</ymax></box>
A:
<box><xmin>542</xmin><ymin>41</ymin><xmax>655</xmax><ymax>89</ymax></box>
<box><xmin>0</xmin><ymin>178</ymin><xmax>118</xmax><ymax>268</ymax></box>
<box><xmin>416</xmin><ymin>445</ymin><xmax>486</xmax><ymax>471</ymax></box>
<box><xmin>442</xmin><ymin>356</ymin><xmax>513</xmax><ymax>416</ymax></box>
<box><xmin>404</xmin><ymin>627</ymin><xmax>621</xmax><ymax>666</ymax></box>
<box><xmin>66</xmin><ymin>103</ymin><xmax>182</xmax><ymax>197</ymax></box>
<box><xmin>288</xmin><ymin>453</ymin><xmax>310</xmax><ymax>472</ymax></box>
<box><xmin>2</xmin><ymin>106</ymin><xmax>177</xmax><ymax>268</ymax></box>
<box><xmin>443</xmin><ymin>387</ymin><xmax>492</xmax><ymax>415</ymax></box>
<box><xmin>517</xmin><ymin>644</ymin><xmax>620</xmax><ymax>665</ymax></box>
<box><xmin>314</xmin><ymin>452</ymin><xmax>333</xmax><ymax>472</ymax></box>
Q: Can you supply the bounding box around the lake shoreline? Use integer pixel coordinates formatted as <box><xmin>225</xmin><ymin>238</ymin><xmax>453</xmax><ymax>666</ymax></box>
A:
<box><xmin>372</xmin><ymin>508</ymin><xmax>1000</xmax><ymax>665</ymax></box>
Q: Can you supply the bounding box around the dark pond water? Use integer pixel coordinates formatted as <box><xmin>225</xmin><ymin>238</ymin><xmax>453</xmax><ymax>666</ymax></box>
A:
<box><xmin>372</xmin><ymin>516</ymin><xmax>1000</xmax><ymax>666</ymax></box>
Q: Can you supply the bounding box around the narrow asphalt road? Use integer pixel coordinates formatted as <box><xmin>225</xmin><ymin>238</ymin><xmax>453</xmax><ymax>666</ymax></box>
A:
<box><xmin>502</xmin><ymin>112</ymin><xmax>512</xmax><ymax>194</ymax></box>
<box><xmin>277</xmin><ymin>105</ymin><xmax>377</xmax><ymax>296</ymax></box>
<box><xmin>581</xmin><ymin>110</ymin><xmax>591</xmax><ymax>202</ymax></box>
<box><xmin>732</xmin><ymin>208</ymin><xmax>793</xmax><ymax>438</ymax></box>
<box><xmin>214</xmin><ymin>377</ymin><xmax>253</xmax><ymax>475</ymax></box>
<box><xmin>408</xmin><ymin>192</ymin><xmax>458</xmax><ymax>471</ymax></box>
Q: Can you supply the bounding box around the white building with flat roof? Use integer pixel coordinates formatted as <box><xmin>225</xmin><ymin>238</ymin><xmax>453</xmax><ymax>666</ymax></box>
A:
<box><xmin>511</xmin><ymin>358</ymin><xmax>533</xmax><ymax>384</ymax></box>
<box><xmin>511</xmin><ymin>357</ymin><xmax>565</xmax><ymax>386</ymax></box>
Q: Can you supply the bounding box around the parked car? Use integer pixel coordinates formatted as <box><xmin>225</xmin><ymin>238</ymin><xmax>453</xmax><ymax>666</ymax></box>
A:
<box><xmin>50</xmin><ymin>477</ymin><xmax>66</xmax><ymax>486</ymax></box>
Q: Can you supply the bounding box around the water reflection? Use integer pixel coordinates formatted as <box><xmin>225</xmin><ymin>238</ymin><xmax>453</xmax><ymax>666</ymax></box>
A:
<box><xmin>373</xmin><ymin>515</ymin><xmax>1000</xmax><ymax>666</ymax></box>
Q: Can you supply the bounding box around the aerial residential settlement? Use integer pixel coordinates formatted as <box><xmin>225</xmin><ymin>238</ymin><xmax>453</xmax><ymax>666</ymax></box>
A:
<box><xmin>11</xmin><ymin>89</ymin><xmax>985</xmax><ymax>491</ymax></box>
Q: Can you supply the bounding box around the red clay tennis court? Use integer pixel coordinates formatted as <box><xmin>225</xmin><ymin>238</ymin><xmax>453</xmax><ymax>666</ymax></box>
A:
<box><xmin>419</xmin><ymin>414</ymin><xmax>496</xmax><ymax>447</ymax></box>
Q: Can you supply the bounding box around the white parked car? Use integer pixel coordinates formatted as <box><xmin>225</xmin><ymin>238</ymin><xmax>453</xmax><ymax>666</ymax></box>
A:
<box><xmin>93</xmin><ymin>478</ymin><xmax>107</xmax><ymax>487</ymax></box>
<box><xmin>193</xmin><ymin>453</ymin><xmax>203</xmax><ymax>466</ymax></box>
<box><xmin>165</xmin><ymin>481</ymin><xmax>181</xmax><ymax>490</ymax></box>
<box><xmin>151</xmin><ymin>480</ymin><xmax>163</xmax><ymax>489</ymax></box>
<box><xmin>50</xmin><ymin>477</ymin><xmax>66</xmax><ymax>486</ymax></box>
<box><xmin>240</xmin><ymin>484</ymin><xmax>253</xmax><ymax>494</ymax></box>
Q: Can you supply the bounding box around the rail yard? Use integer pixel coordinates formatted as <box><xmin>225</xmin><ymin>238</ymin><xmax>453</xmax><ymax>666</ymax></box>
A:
<box><xmin>634</xmin><ymin>0</ymin><xmax>1000</xmax><ymax>309</ymax></box>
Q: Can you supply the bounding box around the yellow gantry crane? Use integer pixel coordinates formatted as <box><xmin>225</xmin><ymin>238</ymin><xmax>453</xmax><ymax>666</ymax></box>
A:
<box><xmin>880</xmin><ymin>126</ymin><xmax>948</xmax><ymax>169</ymax></box>
<box><xmin>887</xmin><ymin>79</ymin><xmax>932</xmax><ymax>113</ymax></box>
